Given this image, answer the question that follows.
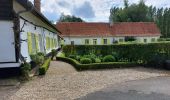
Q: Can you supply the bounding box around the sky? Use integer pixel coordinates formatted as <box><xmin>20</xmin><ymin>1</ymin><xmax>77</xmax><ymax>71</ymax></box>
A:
<box><xmin>30</xmin><ymin>0</ymin><xmax>170</xmax><ymax>23</ymax></box>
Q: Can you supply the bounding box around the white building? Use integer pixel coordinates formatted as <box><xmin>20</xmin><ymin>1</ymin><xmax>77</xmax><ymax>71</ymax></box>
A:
<box><xmin>0</xmin><ymin>0</ymin><xmax>61</xmax><ymax>69</ymax></box>
<box><xmin>56</xmin><ymin>22</ymin><xmax>161</xmax><ymax>45</ymax></box>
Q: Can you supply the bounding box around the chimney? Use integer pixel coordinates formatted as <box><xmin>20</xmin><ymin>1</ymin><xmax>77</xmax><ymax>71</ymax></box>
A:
<box><xmin>34</xmin><ymin>0</ymin><xmax>41</xmax><ymax>12</ymax></box>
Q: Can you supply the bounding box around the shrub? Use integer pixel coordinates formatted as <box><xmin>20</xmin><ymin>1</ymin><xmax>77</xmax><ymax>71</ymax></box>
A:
<box><xmin>68</xmin><ymin>55</ymin><xmax>77</xmax><ymax>59</ymax></box>
<box><xmin>30</xmin><ymin>53</ymin><xmax>45</xmax><ymax>66</ymax></box>
<box><xmin>80</xmin><ymin>58</ymin><xmax>92</xmax><ymax>64</ymax></box>
<box><xmin>56</xmin><ymin>57</ymin><xmax>136</xmax><ymax>70</ymax></box>
<box><xmin>21</xmin><ymin>63</ymin><xmax>31</xmax><ymax>80</ymax></box>
<box><xmin>57</xmin><ymin>52</ymin><xmax>65</xmax><ymax>57</ymax></box>
<box><xmin>147</xmin><ymin>53</ymin><xmax>167</xmax><ymax>68</ymax></box>
<box><xmin>111</xmin><ymin>52</ymin><xmax>119</xmax><ymax>61</ymax></box>
<box><xmin>95</xmin><ymin>58</ymin><xmax>101</xmax><ymax>63</ymax></box>
<box><xmin>103</xmin><ymin>55</ymin><xmax>116</xmax><ymax>62</ymax></box>
<box><xmin>37</xmin><ymin>52</ymin><xmax>45</xmax><ymax>57</ymax></box>
<box><xmin>76</xmin><ymin>55</ymin><xmax>81</xmax><ymax>61</ymax></box>
<box><xmin>39</xmin><ymin>58</ymin><xmax>51</xmax><ymax>75</ymax></box>
<box><xmin>83</xmin><ymin>54</ymin><xmax>96</xmax><ymax>63</ymax></box>
<box><xmin>51</xmin><ymin>49</ymin><xmax>57</xmax><ymax>60</ymax></box>
<box><xmin>63</xmin><ymin>42</ymin><xmax>170</xmax><ymax>66</ymax></box>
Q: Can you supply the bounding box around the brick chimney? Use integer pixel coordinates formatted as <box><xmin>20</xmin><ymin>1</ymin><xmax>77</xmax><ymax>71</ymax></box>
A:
<box><xmin>34</xmin><ymin>0</ymin><xmax>41</xmax><ymax>12</ymax></box>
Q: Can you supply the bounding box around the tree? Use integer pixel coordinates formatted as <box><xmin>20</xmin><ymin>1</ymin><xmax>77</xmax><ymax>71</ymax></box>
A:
<box><xmin>58</xmin><ymin>14</ymin><xmax>84</xmax><ymax>22</ymax></box>
<box><xmin>109</xmin><ymin>0</ymin><xmax>170</xmax><ymax>38</ymax></box>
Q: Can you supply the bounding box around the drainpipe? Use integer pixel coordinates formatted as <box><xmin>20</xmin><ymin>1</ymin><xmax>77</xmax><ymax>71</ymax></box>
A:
<box><xmin>13</xmin><ymin>1</ymin><xmax>33</xmax><ymax>63</ymax></box>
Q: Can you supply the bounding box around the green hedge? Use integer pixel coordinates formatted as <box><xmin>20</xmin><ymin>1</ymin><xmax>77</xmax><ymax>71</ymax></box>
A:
<box><xmin>62</xmin><ymin>42</ymin><xmax>170</xmax><ymax>67</ymax></box>
<box><xmin>39</xmin><ymin>58</ymin><xmax>51</xmax><ymax>75</ymax></box>
<box><xmin>56</xmin><ymin>57</ymin><xmax>137</xmax><ymax>71</ymax></box>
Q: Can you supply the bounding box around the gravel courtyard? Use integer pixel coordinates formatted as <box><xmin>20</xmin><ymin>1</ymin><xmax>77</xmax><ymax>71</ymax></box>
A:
<box><xmin>4</xmin><ymin>61</ymin><xmax>170</xmax><ymax>100</ymax></box>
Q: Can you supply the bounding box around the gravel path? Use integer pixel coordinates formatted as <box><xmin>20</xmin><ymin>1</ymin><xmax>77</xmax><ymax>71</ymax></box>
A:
<box><xmin>8</xmin><ymin>61</ymin><xmax>170</xmax><ymax>100</ymax></box>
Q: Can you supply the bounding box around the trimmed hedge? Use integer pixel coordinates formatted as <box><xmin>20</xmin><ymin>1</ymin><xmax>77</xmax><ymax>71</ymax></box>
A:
<box><xmin>39</xmin><ymin>58</ymin><xmax>51</xmax><ymax>75</ymax></box>
<box><xmin>56</xmin><ymin>57</ymin><xmax>137</xmax><ymax>71</ymax></box>
<box><xmin>62</xmin><ymin>42</ymin><xmax>170</xmax><ymax>68</ymax></box>
<box><xmin>80</xmin><ymin>58</ymin><xmax>92</xmax><ymax>64</ymax></box>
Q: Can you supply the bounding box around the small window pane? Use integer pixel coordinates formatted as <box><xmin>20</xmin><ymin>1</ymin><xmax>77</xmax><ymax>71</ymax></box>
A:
<box><xmin>93</xmin><ymin>39</ymin><xmax>97</xmax><ymax>45</ymax></box>
<box><xmin>144</xmin><ymin>39</ymin><xmax>147</xmax><ymax>43</ymax></box>
<box><xmin>71</xmin><ymin>41</ymin><xmax>74</xmax><ymax>45</ymax></box>
<box><xmin>104</xmin><ymin>39</ymin><xmax>107</xmax><ymax>44</ymax></box>
<box><xmin>85</xmin><ymin>39</ymin><xmax>89</xmax><ymax>45</ymax></box>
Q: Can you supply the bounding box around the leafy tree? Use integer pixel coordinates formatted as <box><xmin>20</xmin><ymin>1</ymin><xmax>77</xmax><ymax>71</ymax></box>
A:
<box><xmin>109</xmin><ymin>0</ymin><xmax>170</xmax><ymax>38</ymax></box>
<box><xmin>58</xmin><ymin>14</ymin><xmax>84</xmax><ymax>22</ymax></box>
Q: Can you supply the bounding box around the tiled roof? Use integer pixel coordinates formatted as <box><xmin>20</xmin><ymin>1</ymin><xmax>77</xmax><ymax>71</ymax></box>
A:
<box><xmin>56</xmin><ymin>22</ymin><xmax>161</xmax><ymax>37</ymax></box>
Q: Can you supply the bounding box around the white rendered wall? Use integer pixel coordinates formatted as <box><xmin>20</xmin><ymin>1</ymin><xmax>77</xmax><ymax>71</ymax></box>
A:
<box><xmin>13</xmin><ymin>1</ymin><xmax>60</xmax><ymax>62</ymax></box>
<box><xmin>63</xmin><ymin>36</ymin><xmax>160</xmax><ymax>45</ymax></box>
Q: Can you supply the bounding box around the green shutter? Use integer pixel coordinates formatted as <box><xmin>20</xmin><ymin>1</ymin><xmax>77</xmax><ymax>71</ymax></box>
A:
<box><xmin>46</xmin><ymin>37</ymin><xmax>48</xmax><ymax>50</ymax></box>
<box><xmin>101</xmin><ymin>38</ymin><xmax>104</xmax><ymax>45</ymax></box>
<box><xmin>35</xmin><ymin>34</ymin><xmax>39</xmax><ymax>52</ymax></box>
<box><xmin>27</xmin><ymin>32</ymin><xmax>32</xmax><ymax>54</ymax></box>
<box><xmin>108</xmin><ymin>39</ymin><xmax>110</xmax><ymax>44</ymax></box>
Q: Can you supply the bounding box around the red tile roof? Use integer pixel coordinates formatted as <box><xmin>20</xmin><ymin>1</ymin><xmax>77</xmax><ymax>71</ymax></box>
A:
<box><xmin>56</xmin><ymin>22</ymin><xmax>161</xmax><ymax>37</ymax></box>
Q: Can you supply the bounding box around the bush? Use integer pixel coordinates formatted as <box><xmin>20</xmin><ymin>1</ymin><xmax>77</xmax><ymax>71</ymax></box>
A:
<box><xmin>57</xmin><ymin>52</ymin><xmax>65</xmax><ymax>57</ymax></box>
<box><xmin>80</xmin><ymin>58</ymin><xmax>92</xmax><ymax>64</ymax></box>
<box><xmin>62</xmin><ymin>42</ymin><xmax>170</xmax><ymax>67</ymax></box>
<box><xmin>83</xmin><ymin>54</ymin><xmax>96</xmax><ymax>63</ymax></box>
<box><xmin>51</xmin><ymin>49</ymin><xmax>57</xmax><ymax>60</ymax></box>
<box><xmin>30</xmin><ymin>53</ymin><xmax>45</xmax><ymax>65</ymax></box>
<box><xmin>147</xmin><ymin>53</ymin><xmax>166</xmax><ymax>68</ymax></box>
<box><xmin>56</xmin><ymin>57</ymin><xmax>136</xmax><ymax>70</ymax></box>
<box><xmin>68</xmin><ymin>55</ymin><xmax>77</xmax><ymax>59</ymax></box>
<box><xmin>103</xmin><ymin>55</ymin><xmax>116</xmax><ymax>62</ymax></box>
<box><xmin>39</xmin><ymin>58</ymin><xmax>51</xmax><ymax>75</ymax></box>
<box><xmin>95</xmin><ymin>58</ymin><xmax>101</xmax><ymax>63</ymax></box>
<box><xmin>21</xmin><ymin>63</ymin><xmax>31</xmax><ymax>80</ymax></box>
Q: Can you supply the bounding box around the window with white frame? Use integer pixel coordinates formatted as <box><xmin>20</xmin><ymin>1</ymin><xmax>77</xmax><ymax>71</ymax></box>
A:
<box><xmin>85</xmin><ymin>39</ymin><xmax>89</xmax><ymax>45</ymax></box>
<box><xmin>103</xmin><ymin>39</ymin><xmax>107</xmax><ymax>44</ymax></box>
<box><xmin>93</xmin><ymin>39</ymin><xmax>97</xmax><ymax>45</ymax></box>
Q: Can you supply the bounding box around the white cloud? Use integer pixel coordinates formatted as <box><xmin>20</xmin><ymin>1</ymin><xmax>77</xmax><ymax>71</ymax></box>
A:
<box><xmin>29</xmin><ymin>0</ymin><xmax>170</xmax><ymax>22</ymax></box>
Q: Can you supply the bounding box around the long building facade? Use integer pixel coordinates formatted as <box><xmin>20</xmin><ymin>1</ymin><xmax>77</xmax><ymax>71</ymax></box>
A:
<box><xmin>56</xmin><ymin>22</ymin><xmax>161</xmax><ymax>45</ymax></box>
<box><xmin>0</xmin><ymin>0</ymin><xmax>61</xmax><ymax>68</ymax></box>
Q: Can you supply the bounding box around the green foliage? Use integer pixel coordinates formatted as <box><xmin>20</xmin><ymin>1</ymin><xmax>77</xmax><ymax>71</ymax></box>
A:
<box><xmin>110</xmin><ymin>0</ymin><xmax>170</xmax><ymax>38</ymax></box>
<box><xmin>39</xmin><ymin>58</ymin><xmax>51</xmax><ymax>75</ymax></box>
<box><xmin>95</xmin><ymin>58</ymin><xmax>101</xmax><ymax>63</ymax></box>
<box><xmin>58</xmin><ymin>13</ymin><xmax>84</xmax><ymax>22</ymax></box>
<box><xmin>80</xmin><ymin>58</ymin><xmax>92</xmax><ymax>64</ymax></box>
<box><xmin>158</xmin><ymin>38</ymin><xmax>170</xmax><ymax>41</ymax></box>
<box><xmin>21</xmin><ymin>63</ymin><xmax>31</xmax><ymax>80</ymax></box>
<box><xmin>63</xmin><ymin>42</ymin><xmax>170</xmax><ymax>68</ymax></box>
<box><xmin>57</xmin><ymin>52</ymin><xmax>65</xmax><ymax>57</ymax></box>
<box><xmin>56</xmin><ymin>57</ymin><xmax>136</xmax><ymax>70</ymax></box>
<box><xmin>103</xmin><ymin>55</ymin><xmax>116</xmax><ymax>62</ymax></box>
<box><xmin>51</xmin><ymin>49</ymin><xmax>57</xmax><ymax>60</ymax></box>
<box><xmin>30</xmin><ymin>53</ymin><xmax>45</xmax><ymax>66</ymax></box>
<box><xmin>68</xmin><ymin>55</ymin><xmax>77</xmax><ymax>59</ymax></box>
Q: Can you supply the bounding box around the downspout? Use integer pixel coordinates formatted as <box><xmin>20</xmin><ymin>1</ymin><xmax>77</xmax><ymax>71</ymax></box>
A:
<box><xmin>13</xmin><ymin>1</ymin><xmax>33</xmax><ymax>64</ymax></box>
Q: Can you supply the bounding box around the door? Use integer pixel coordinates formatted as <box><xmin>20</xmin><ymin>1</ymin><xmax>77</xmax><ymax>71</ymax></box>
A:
<box><xmin>0</xmin><ymin>21</ymin><xmax>16</xmax><ymax>62</ymax></box>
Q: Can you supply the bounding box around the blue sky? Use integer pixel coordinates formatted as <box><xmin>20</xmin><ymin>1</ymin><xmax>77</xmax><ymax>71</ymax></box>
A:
<box><xmin>30</xmin><ymin>0</ymin><xmax>170</xmax><ymax>23</ymax></box>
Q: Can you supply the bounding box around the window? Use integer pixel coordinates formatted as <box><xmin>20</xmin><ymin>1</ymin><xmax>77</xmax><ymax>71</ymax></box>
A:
<box><xmin>119</xmin><ymin>39</ymin><xmax>124</xmax><ymax>42</ymax></box>
<box><xmin>71</xmin><ymin>41</ymin><xmax>74</xmax><ymax>45</ymax></box>
<box><xmin>93</xmin><ymin>39</ymin><xmax>97</xmax><ymax>45</ymax></box>
<box><xmin>144</xmin><ymin>39</ymin><xmax>147</xmax><ymax>43</ymax></box>
<box><xmin>85</xmin><ymin>39</ymin><xmax>89</xmax><ymax>45</ymax></box>
<box><xmin>151</xmin><ymin>38</ymin><xmax>155</xmax><ymax>42</ymax></box>
<box><xmin>103</xmin><ymin>39</ymin><xmax>107</xmax><ymax>45</ymax></box>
